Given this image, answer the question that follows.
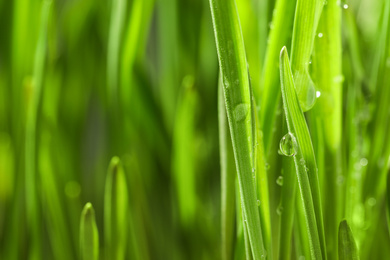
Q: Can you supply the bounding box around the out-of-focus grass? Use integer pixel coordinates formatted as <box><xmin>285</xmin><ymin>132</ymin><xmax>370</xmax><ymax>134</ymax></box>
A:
<box><xmin>0</xmin><ymin>0</ymin><xmax>390</xmax><ymax>259</ymax></box>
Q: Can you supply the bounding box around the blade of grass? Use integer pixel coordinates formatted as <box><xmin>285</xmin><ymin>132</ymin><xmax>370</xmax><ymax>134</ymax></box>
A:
<box><xmin>311</xmin><ymin>0</ymin><xmax>343</xmax><ymax>257</ymax></box>
<box><xmin>219</xmin><ymin>74</ymin><xmax>236</xmax><ymax>260</ymax></box>
<box><xmin>172</xmin><ymin>76</ymin><xmax>198</xmax><ymax>226</ymax></box>
<box><xmin>39</xmin><ymin>132</ymin><xmax>74</xmax><ymax>260</ymax></box>
<box><xmin>338</xmin><ymin>220</ymin><xmax>359</xmax><ymax>260</ymax></box>
<box><xmin>279</xmin><ymin>46</ymin><xmax>326</xmax><ymax>259</ymax></box>
<box><xmin>107</xmin><ymin>0</ymin><xmax>127</xmax><ymax>109</ymax></box>
<box><xmin>104</xmin><ymin>157</ymin><xmax>129</xmax><ymax>260</ymax></box>
<box><xmin>209</xmin><ymin>0</ymin><xmax>266</xmax><ymax>258</ymax></box>
<box><xmin>290</xmin><ymin>0</ymin><xmax>323</xmax><ymax>111</ymax></box>
<box><xmin>254</xmin><ymin>111</ymin><xmax>272</xmax><ymax>259</ymax></box>
<box><xmin>24</xmin><ymin>1</ymin><xmax>51</xmax><ymax>258</ymax></box>
<box><xmin>80</xmin><ymin>203</ymin><xmax>99</xmax><ymax>260</ymax></box>
<box><xmin>260</xmin><ymin>0</ymin><xmax>296</xmax><ymax>154</ymax></box>
<box><xmin>278</xmin><ymin>124</ymin><xmax>297</xmax><ymax>260</ymax></box>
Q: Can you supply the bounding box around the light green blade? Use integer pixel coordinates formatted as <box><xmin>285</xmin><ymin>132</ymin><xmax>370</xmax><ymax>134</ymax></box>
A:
<box><xmin>80</xmin><ymin>203</ymin><xmax>99</xmax><ymax>260</ymax></box>
<box><xmin>104</xmin><ymin>157</ymin><xmax>129</xmax><ymax>260</ymax></box>
<box><xmin>219</xmin><ymin>73</ymin><xmax>236</xmax><ymax>260</ymax></box>
<box><xmin>338</xmin><ymin>220</ymin><xmax>359</xmax><ymax>260</ymax></box>
<box><xmin>279</xmin><ymin>46</ymin><xmax>326</xmax><ymax>259</ymax></box>
<box><xmin>209</xmin><ymin>0</ymin><xmax>266</xmax><ymax>258</ymax></box>
<box><xmin>290</xmin><ymin>0</ymin><xmax>323</xmax><ymax>111</ymax></box>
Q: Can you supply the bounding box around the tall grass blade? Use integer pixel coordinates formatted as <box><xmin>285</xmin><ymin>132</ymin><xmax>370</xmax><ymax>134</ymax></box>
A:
<box><xmin>209</xmin><ymin>0</ymin><xmax>266</xmax><ymax>258</ymax></box>
<box><xmin>80</xmin><ymin>203</ymin><xmax>99</xmax><ymax>260</ymax></box>
<box><xmin>260</xmin><ymin>0</ymin><xmax>296</xmax><ymax>153</ymax></box>
<box><xmin>338</xmin><ymin>220</ymin><xmax>359</xmax><ymax>260</ymax></box>
<box><xmin>172</xmin><ymin>76</ymin><xmax>198</xmax><ymax>225</ymax></box>
<box><xmin>290</xmin><ymin>0</ymin><xmax>323</xmax><ymax>111</ymax></box>
<box><xmin>219</xmin><ymin>74</ymin><xmax>236</xmax><ymax>260</ymax></box>
<box><xmin>279</xmin><ymin>46</ymin><xmax>325</xmax><ymax>259</ymax></box>
<box><xmin>311</xmin><ymin>0</ymin><xmax>343</xmax><ymax>257</ymax></box>
<box><xmin>107</xmin><ymin>0</ymin><xmax>127</xmax><ymax>108</ymax></box>
<box><xmin>25</xmin><ymin>1</ymin><xmax>51</xmax><ymax>258</ymax></box>
<box><xmin>278</xmin><ymin>124</ymin><xmax>297</xmax><ymax>260</ymax></box>
<box><xmin>104</xmin><ymin>157</ymin><xmax>129</xmax><ymax>260</ymax></box>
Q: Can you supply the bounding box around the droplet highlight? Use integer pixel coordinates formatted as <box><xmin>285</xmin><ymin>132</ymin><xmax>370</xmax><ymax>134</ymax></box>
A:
<box><xmin>233</xmin><ymin>103</ymin><xmax>249</xmax><ymax>122</ymax></box>
<box><xmin>276</xmin><ymin>176</ymin><xmax>283</xmax><ymax>186</ymax></box>
<box><xmin>279</xmin><ymin>133</ymin><xmax>298</xmax><ymax>157</ymax></box>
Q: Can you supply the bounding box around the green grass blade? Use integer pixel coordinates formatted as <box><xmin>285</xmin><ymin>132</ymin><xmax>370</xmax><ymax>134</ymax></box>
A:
<box><xmin>290</xmin><ymin>0</ymin><xmax>323</xmax><ymax>111</ymax></box>
<box><xmin>209</xmin><ymin>0</ymin><xmax>266</xmax><ymax>258</ymax></box>
<box><xmin>260</xmin><ymin>0</ymin><xmax>296</xmax><ymax>153</ymax></box>
<box><xmin>104</xmin><ymin>157</ymin><xmax>129</xmax><ymax>260</ymax></box>
<box><xmin>172</xmin><ymin>76</ymin><xmax>198</xmax><ymax>226</ymax></box>
<box><xmin>254</xmin><ymin>114</ymin><xmax>272</xmax><ymax>259</ymax></box>
<box><xmin>107</xmin><ymin>0</ymin><xmax>127</xmax><ymax>108</ymax></box>
<box><xmin>24</xmin><ymin>1</ymin><xmax>52</xmax><ymax>258</ymax></box>
<box><xmin>80</xmin><ymin>203</ymin><xmax>99</xmax><ymax>260</ymax></box>
<box><xmin>278</xmin><ymin>125</ymin><xmax>297</xmax><ymax>260</ymax></box>
<box><xmin>219</xmin><ymin>74</ymin><xmax>236</xmax><ymax>260</ymax></box>
<box><xmin>387</xmin><ymin>172</ymin><xmax>390</xmax><ymax>237</ymax></box>
<box><xmin>338</xmin><ymin>220</ymin><xmax>359</xmax><ymax>260</ymax></box>
<box><xmin>279</xmin><ymin>46</ymin><xmax>325</xmax><ymax>259</ymax></box>
<box><xmin>311</xmin><ymin>0</ymin><xmax>343</xmax><ymax>257</ymax></box>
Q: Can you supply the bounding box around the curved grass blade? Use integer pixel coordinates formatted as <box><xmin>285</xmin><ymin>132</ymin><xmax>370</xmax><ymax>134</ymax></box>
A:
<box><xmin>24</xmin><ymin>1</ymin><xmax>52</xmax><ymax>258</ymax></box>
<box><xmin>80</xmin><ymin>203</ymin><xmax>99</xmax><ymax>260</ymax></box>
<box><xmin>279</xmin><ymin>46</ymin><xmax>326</xmax><ymax>259</ymax></box>
<box><xmin>260</xmin><ymin>0</ymin><xmax>297</xmax><ymax>153</ymax></box>
<box><xmin>219</xmin><ymin>74</ymin><xmax>236</xmax><ymax>260</ymax></box>
<box><xmin>209</xmin><ymin>0</ymin><xmax>266</xmax><ymax>258</ymax></box>
<box><xmin>338</xmin><ymin>220</ymin><xmax>359</xmax><ymax>260</ymax></box>
<box><xmin>104</xmin><ymin>157</ymin><xmax>129</xmax><ymax>260</ymax></box>
<box><xmin>290</xmin><ymin>0</ymin><xmax>323</xmax><ymax>111</ymax></box>
<box><xmin>107</xmin><ymin>0</ymin><xmax>127</xmax><ymax>108</ymax></box>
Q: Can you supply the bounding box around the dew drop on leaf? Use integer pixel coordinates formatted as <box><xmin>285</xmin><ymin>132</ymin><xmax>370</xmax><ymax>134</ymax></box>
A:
<box><xmin>233</xmin><ymin>103</ymin><xmax>249</xmax><ymax>122</ymax></box>
<box><xmin>279</xmin><ymin>133</ymin><xmax>298</xmax><ymax>157</ymax></box>
<box><xmin>277</xmin><ymin>205</ymin><xmax>284</xmax><ymax>215</ymax></box>
<box><xmin>276</xmin><ymin>176</ymin><xmax>283</xmax><ymax>186</ymax></box>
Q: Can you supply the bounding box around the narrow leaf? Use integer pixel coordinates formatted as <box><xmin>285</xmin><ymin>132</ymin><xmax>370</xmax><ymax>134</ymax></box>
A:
<box><xmin>104</xmin><ymin>157</ymin><xmax>129</xmax><ymax>260</ymax></box>
<box><xmin>80</xmin><ymin>203</ymin><xmax>99</xmax><ymax>260</ymax></box>
<box><xmin>280</xmin><ymin>46</ymin><xmax>325</xmax><ymax>259</ymax></box>
<box><xmin>209</xmin><ymin>0</ymin><xmax>266</xmax><ymax>258</ymax></box>
<box><xmin>338</xmin><ymin>220</ymin><xmax>359</xmax><ymax>260</ymax></box>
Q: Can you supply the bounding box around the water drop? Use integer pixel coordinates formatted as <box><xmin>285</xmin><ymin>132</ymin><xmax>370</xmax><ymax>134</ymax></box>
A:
<box><xmin>279</xmin><ymin>133</ymin><xmax>298</xmax><ymax>157</ymax></box>
<box><xmin>265</xmin><ymin>163</ymin><xmax>270</xmax><ymax>170</ymax></box>
<box><xmin>223</xmin><ymin>77</ymin><xmax>230</xmax><ymax>89</ymax></box>
<box><xmin>360</xmin><ymin>158</ymin><xmax>368</xmax><ymax>167</ymax></box>
<box><xmin>293</xmin><ymin>70</ymin><xmax>316</xmax><ymax>111</ymax></box>
<box><xmin>300</xmin><ymin>158</ymin><xmax>305</xmax><ymax>165</ymax></box>
<box><xmin>276</xmin><ymin>176</ymin><xmax>284</xmax><ymax>186</ymax></box>
<box><xmin>333</xmin><ymin>74</ymin><xmax>344</xmax><ymax>83</ymax></box>
<box><xmin>65</xmin><ymin>181</ymin><xmax>81</xmax><ymax>198</ymax></box>
<box><xmin>343</xmin><ymin>4</ymin><xmax>349</xmax><ymax>9</ymax></box>
<box><xmin>386</xmin><ymin>57</ymin><xmax>390</xmax><ymax>67</ymax></box>
<box><xmin>316</xmin><ymin>91</ymin><xmax>321</xmax><ymax>98</ymax></box>
<box><xmin>277</xmin><ymin>205</ymin><xmax>284</xmax><ymax>215</ymax></box>
<box><xmin>257</xmin><ymin>200</ymin><xmax>261</xmax><ymax>206</ymax></box>
<box><xmin>367</xmin><ymin>197</ymin><xmax>376</xmax><ymax>207</ymax></box>
<box><xmin>252</xmin><ymin>167</ymin><xmax>256</xmax><ymax>173</ymax></box>
<box><xmin>336</xmin><ymin>175</ymin><xmax>345</xmax><ymax>186</ymax></box>
<box><xmin>233</xmin><ymin>103</ymin><xmax>249</xmax><ymax>122</ymax></box>
<box><xmin>318</xmin><ymin>33</ymin><xmax>323</xmax><ymax>38</ymax></box>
